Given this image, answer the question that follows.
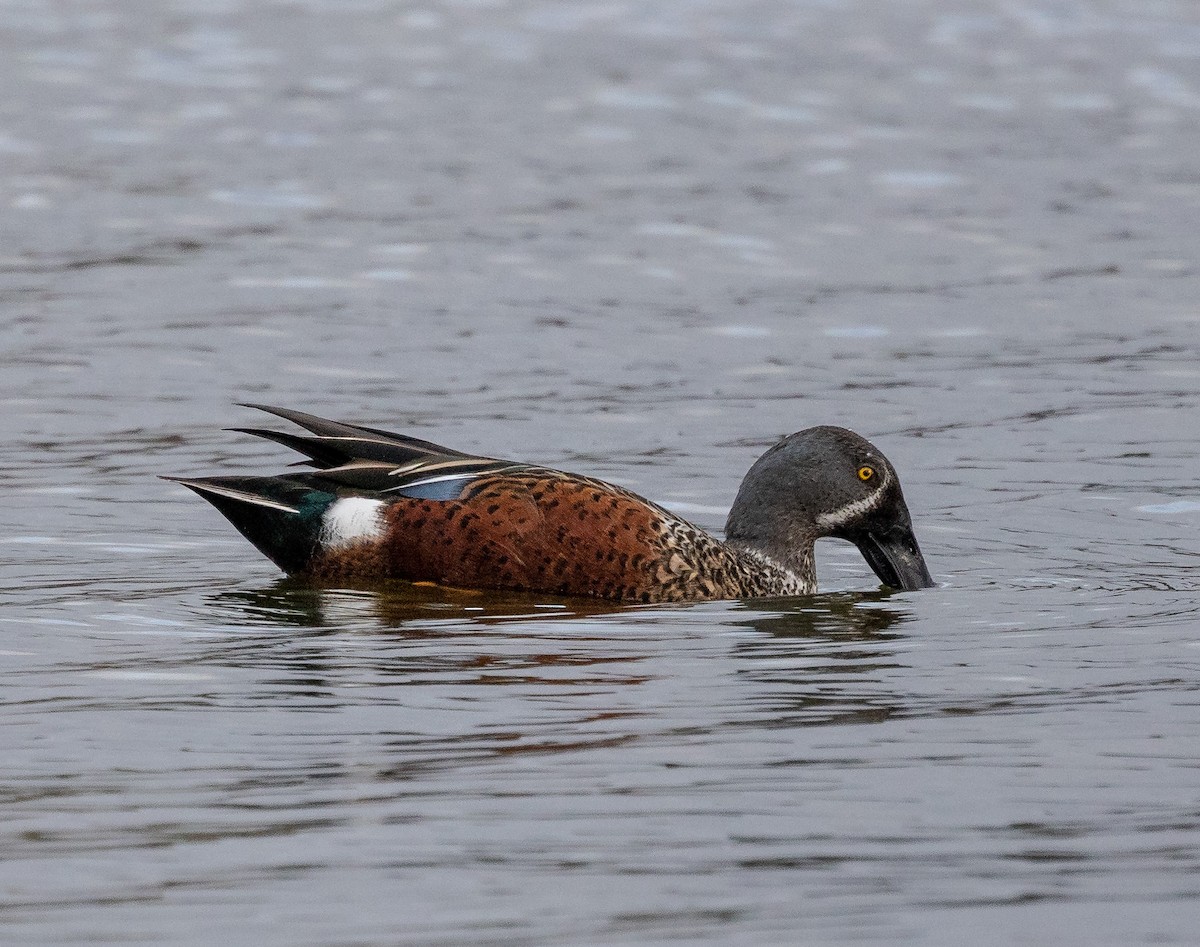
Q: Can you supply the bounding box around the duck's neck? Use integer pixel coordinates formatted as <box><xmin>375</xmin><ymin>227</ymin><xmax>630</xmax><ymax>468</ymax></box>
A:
<box><xmin>724</xmin><ymin>535</ymin><xmax>818</xmax><ymax>594</ymax></box>
<box><xmin>726</xmin><ymin>488</ymin><xmax>820</xmax><ymax>578</ymax></box>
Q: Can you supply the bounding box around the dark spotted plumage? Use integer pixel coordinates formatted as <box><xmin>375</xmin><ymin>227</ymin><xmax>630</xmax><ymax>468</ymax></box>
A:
<box><xmin>306</xmin><ymin>470</ymin><xmax>805</xmax><ymax>602</ymax></box>
<box><xmin>167</xmin><ymin>405</ymin><xmax>934</xmax><ymax>602</ymax></box>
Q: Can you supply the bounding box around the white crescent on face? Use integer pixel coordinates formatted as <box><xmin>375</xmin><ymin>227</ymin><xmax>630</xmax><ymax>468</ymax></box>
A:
<box><xmin>813</xmin><ymin>464</ymin><xmax>892</xmax><ymax>532</ymax></box>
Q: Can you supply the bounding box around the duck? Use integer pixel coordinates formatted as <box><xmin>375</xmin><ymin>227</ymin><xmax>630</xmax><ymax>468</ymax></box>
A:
<box><xmin>166</xmin><ymin>405</ymin><xmax>934</xmax><ymax>603</ymax></box>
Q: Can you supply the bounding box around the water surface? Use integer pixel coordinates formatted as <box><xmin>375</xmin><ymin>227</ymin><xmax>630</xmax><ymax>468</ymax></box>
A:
<box><xmin>3</xmin><ymin>1</ymin><xmax>1200</xmax><ymax>944</ymax></box>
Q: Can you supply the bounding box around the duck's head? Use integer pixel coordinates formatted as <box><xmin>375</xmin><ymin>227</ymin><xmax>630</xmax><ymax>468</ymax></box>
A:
<box><xmin>725</xmin><ymin>426</ymin><xmax>934</xmax><ymax>592</ymax></box>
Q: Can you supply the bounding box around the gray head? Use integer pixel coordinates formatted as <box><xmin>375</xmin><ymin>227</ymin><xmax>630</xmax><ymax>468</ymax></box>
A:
<box><xmin>725</xmin><ymin>426</ymin><xmax>934</xmax><ymax>591</ymax></box>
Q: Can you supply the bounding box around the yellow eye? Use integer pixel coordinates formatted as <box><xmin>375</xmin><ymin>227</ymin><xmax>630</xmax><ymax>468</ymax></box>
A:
<box><xmin>857</xmin><ymin>465</ymin><xmax>875</xmax><ymax>482</ymax></box>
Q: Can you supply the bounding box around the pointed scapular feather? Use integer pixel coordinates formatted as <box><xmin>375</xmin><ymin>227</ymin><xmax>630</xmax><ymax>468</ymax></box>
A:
<box><xmin>238</xmin><ymin>404</ymin><xmax>470</xmax><ymax>457</ymax></box>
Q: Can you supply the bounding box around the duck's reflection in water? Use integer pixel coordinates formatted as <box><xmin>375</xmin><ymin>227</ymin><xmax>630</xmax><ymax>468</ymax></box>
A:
<box><xmin>213</xmin><ymin>578</ymin><xmax>911</xmax><ymax>632</ymax></box>
<box><xmin>201</xmin><ymin>579</ymin><xmax>650</xmax><ymax>706</ymax></box>
<box><xmin>208</xmin><ymin>576</ymin><xmax>628</xmax><ymax>630</ymax></box>
<box><xmin>722</xmin><ymin>593</ymin><xmax>914</xmax><ymax>727</ymax></box>
<box><xmin>204</xmin><ymin>581</ymin><xmax>914</xmax><ymax>733</ymax></box>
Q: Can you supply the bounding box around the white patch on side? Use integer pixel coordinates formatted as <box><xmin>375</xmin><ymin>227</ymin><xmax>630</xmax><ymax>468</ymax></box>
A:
<box><xmin>321</xmin><ymin>497</ymin><xmax>385</xmax><ymax>548</ymax></box>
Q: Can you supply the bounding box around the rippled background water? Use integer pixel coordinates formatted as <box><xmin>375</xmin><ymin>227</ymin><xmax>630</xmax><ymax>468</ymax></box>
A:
<box><xmin>3</xmin><ymin>1</ymin><xmax>1200</xmax><ymax>943</ymax></box>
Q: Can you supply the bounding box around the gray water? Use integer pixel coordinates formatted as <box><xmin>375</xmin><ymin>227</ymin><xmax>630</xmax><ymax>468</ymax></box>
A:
<box><xmin>3</xmin><ymin>1</ymin><xmax>1200</xmax><ymax>943</ymax></box>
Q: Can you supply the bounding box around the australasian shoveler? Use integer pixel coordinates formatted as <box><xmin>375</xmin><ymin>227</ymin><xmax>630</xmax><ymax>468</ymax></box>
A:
<box><xmin>166</xmin><ymin>405</ymin><xmax>934</xmax><ymax>603</ymax></box>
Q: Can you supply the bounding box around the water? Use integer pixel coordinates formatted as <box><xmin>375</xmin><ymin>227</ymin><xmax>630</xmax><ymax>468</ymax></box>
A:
<box><xmin>3</xmin><ymin>0</ymin><xmax>1200</xmax><ymax>943</ymax></box>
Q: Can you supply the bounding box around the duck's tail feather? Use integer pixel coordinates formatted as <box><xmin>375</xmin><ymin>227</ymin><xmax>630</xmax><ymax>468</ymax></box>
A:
<box><xmin>163</xmin><ymin>475</ymin><xmax>335</xmax><ymax>574</ymax></box>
